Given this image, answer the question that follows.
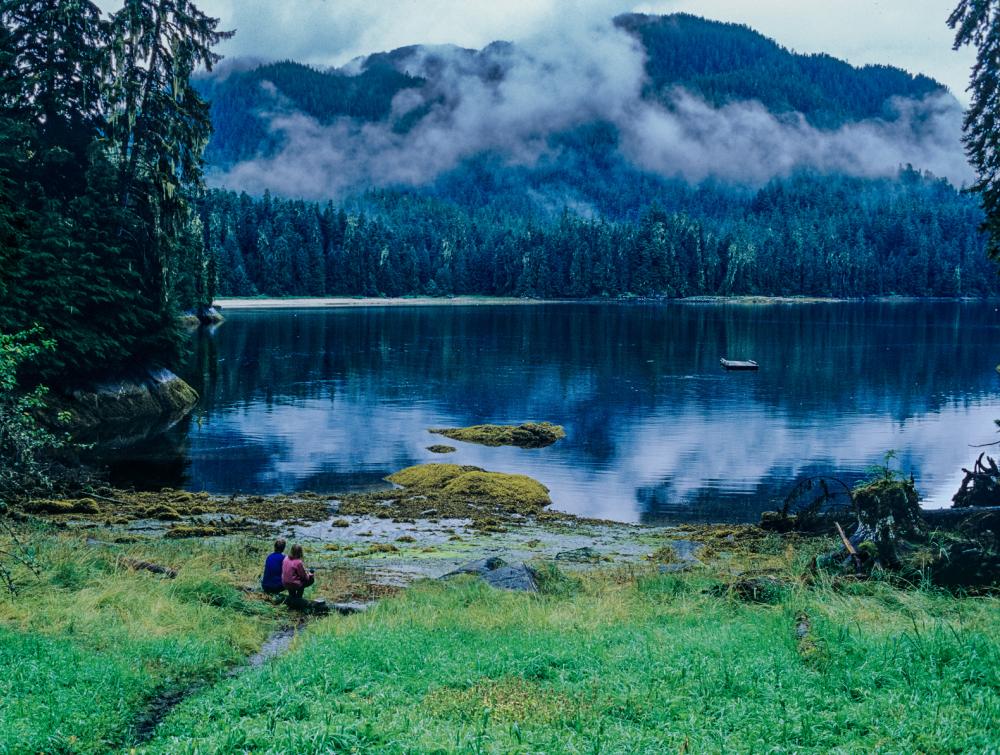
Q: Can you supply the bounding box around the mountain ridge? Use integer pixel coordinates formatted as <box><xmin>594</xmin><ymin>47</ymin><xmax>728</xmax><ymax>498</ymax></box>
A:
<box><xmin>196</xmin><ymin>13</ymin><xmax>952</xmax><ymax>181</ymax></box>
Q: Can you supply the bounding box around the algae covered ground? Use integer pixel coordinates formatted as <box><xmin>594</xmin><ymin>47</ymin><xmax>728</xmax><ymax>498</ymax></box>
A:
<box><xmin>1</xmin><ymin>505</ymin><xmax>999</xmax><ymax>754</ymax></box>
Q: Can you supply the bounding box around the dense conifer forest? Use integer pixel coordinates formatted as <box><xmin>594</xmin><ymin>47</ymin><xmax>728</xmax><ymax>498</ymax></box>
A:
<box><xmin>200</xmin><ymin>168</ymin><xmax>992</xmax><ymax>299</ymax></box>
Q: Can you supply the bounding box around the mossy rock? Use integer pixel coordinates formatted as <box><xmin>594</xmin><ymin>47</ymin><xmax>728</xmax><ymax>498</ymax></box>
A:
<box><xmin>427</xmin><ymin>445</ymin><xmax>457</xmax><ymax>454</ymax></box>
<box><xmin>429</xmin><ymin>422</ymin><xmax>566</xmax><ymax>449</ymax></box>
<box><xmin>24</xmin><ymin>498</ymin><xmax>100</xmax><ymax>515</ymax></box>
<box><xmin>142</xmin><ymin>505</ymin><xmax>183</xmax><ymax>521</ymax></box>
<box><xmin>339</xmin><ymin>464</ymin><xmax>553</xmax><ymax>527</ymax></box>
<box><xmin>387</xmin><ymin>464</ymin><xmax>551</xmax><ymax>511</ymax></box>
<box><xmin>386</xmin><ymin>464</ymin><xmax>477</xmax><ymax>491</ymax></box>
<box><xmin>441</xmin><ymin>471</ymin><xmax>551</xmax><ymax>509</ymax></box>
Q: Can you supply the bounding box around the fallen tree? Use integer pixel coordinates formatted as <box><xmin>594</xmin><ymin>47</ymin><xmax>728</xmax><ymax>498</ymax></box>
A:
<box><xmin>763</xmin><ymin>455</ymin><xmax>1000</xmax><ymax>590</ymax></box>
<box><xmin>953</xmin><ymin>453</ymin><xmax>1000</xmax><ymax>508</ymax></box>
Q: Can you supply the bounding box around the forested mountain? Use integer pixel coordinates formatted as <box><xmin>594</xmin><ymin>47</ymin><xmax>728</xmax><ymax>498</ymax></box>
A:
<box><xmin>196</xmin><ymin>14</ymin><xmax>946</xmax><ymax>169</ymax></box>
<box><xmin>192</xmin><ymin>13</ymin><xmax>992</xmax><ymax>299</ymax></box>
<box><xmin>618</xmin><ymin>14</ymin><xmax>942</xmax><ymax>126</ymax></box>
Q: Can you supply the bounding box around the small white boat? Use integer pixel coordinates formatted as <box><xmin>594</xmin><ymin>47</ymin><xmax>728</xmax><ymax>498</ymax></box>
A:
<box><xmin>720</xmin><ymin>358</ymin><xmax>759</xmax><ymax>371</ymax></box>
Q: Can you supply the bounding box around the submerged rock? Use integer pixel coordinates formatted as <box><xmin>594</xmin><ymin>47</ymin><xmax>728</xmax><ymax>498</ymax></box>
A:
<box><xmin>426</xmin><ymin>445</ymin><xmax>457</xmax><ymax>454</ymax></box>
<box><xmin>429</xmin><ymin>422</ymin><xmax>566</xmax><ymax>448</ymax></box>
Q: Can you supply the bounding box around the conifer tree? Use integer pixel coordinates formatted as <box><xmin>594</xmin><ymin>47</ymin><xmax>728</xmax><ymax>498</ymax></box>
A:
<box><xmin>950</xmin><ymin>0</ymin><xmax>1000</xmax><ymax>260</ymax></box>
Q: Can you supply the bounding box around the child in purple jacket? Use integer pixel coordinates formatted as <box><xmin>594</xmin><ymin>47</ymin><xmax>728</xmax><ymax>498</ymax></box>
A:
<box><xmin>261</xmin><ymin>538</ymin><xmax>287</xmax><ymax>595</ymax></box>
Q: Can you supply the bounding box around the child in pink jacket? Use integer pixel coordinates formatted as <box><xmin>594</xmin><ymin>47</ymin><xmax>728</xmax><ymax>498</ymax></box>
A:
<box><xmin>281</xmin><ymin>543</ymin><xmax>315</xmax><ymax>605</ymax></box>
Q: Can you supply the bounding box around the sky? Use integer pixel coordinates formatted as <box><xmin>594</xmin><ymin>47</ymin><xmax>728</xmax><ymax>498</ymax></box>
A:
<box><xmin>94</xmin><ymin>0</ymin><xmax>976</xmax><ymax>102</ymax></box>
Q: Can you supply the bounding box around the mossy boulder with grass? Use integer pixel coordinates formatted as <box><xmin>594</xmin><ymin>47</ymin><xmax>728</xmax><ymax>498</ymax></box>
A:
<box><xmin>388</xmin><ymin>464</ymin><xmax>551</xmax><ymax>510</ymax></box>
<box><xmin>338</xmin><ymin>463</ymin><xmax>553</xmax><ymax>527</ymax></box>
<box><xmin>45</xmin><ymin>368</ymin><xmax>199</xmax><ymax>446</ymax></box>
<box><xmin>429</xmin><ymin>422</ymin><xmax>566</xmax><ymax>448</ymax></box>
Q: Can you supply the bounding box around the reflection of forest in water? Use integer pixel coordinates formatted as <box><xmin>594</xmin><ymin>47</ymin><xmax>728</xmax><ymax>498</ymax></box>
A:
<box><xmin>104</xmin><ymin>302</ymin><xmax>1000</xmax><ymax>523</ymax></box>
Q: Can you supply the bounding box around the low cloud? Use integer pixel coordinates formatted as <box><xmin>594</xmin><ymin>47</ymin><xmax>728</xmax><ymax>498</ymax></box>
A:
<box><xmin>622</xmin><ymin>89</ymin><xmax>970</xmax><ymax>186</ymax></box>
<box><xmin>211</xmin><ymin>18</ymin><xmax>973</xmax><ymax>200</ymax></box>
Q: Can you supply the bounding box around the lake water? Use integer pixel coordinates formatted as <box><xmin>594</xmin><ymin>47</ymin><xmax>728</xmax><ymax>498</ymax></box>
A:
<box><xmin>105</xmin><ymin>301</ymin><xmax>1000</xmax><ymax>524</ymax></box>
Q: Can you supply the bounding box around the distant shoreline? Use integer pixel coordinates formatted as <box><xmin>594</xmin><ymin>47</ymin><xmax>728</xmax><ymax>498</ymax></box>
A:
<box><xmin>213</xmin><ymin>296</ymin><xmax>557</xmax><ymax>310</ymax></box>
<box><xmin>213</xmin><ymin>295</ymin><xmax>991</xmax><ymax>310</ymax></box>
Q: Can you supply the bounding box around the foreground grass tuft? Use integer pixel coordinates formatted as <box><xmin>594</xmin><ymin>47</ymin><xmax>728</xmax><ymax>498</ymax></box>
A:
<box><xmin>3</xmin><ymin>524</ymin><xmax>999</xmax><ymax>753</ymax></box>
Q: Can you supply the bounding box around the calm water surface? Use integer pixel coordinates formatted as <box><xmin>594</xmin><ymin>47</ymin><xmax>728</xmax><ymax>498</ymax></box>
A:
<box><xmin>107</xmin><ymin>302</ymin><xmax>1000</xmax><ymax>524</ymax></box>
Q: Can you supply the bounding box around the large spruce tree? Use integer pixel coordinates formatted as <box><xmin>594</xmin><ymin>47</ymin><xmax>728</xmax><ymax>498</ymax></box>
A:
<box><xmin>950</xmin><ymin>0</ymin><xmax>1000</xmax><ymax>261</ymax></box>
<box><xmin>0</xmin><ymin>0</ymin><xmax>229</xmax><ymax>383</ymax></box>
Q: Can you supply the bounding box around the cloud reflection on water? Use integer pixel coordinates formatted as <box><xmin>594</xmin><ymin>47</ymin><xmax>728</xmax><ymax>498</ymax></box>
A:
<box><xmin>110</xmin><ymin>302</ymin><xmax>1000</xmax><ymax>524</ymax></box>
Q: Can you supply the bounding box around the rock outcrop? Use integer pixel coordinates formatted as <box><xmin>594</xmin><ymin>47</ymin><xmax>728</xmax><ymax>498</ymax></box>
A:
<box><xmin>443</xmin><ymin>557</ymin><xmax>538</xmax><ymax>591</ymax></box>
<box><xmin>49</xmin><ymin>368</ymin><xmax>198</xmax><ymax>446</ymax></box>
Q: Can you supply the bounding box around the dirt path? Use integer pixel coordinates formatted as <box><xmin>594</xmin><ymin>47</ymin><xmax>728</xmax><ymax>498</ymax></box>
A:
<box><xmin>130</xmin><ymin>618</ymin><xmax>310</xmax><ymax>746</ymax></box>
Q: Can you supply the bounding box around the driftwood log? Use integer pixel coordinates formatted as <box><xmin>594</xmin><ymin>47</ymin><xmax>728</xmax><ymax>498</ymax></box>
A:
<box><xmin>770</xmin><ymin>469</ymin><xmax>1000</xmax><ymax>588</ymax></box>
<box><xmin>120</xmin><ymin>558</ymin><xmax>178</xmax><ymax>579</ymax></box>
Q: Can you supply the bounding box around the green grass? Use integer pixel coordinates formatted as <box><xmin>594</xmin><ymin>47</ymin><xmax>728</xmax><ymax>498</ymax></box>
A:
<box><xmin>140</xmin><ymin>569</ymin><xmax>1000</xmax><ymax>754</ymax></box>
<box><xmin>0</xmin><ymin>529</ymin><xmax>281</xmax><ymax>754</ymax></box>
<box><xmin>3</xmin><ymin>525</ymin><xmax>1000</xmax><ymax>753</ymax></box>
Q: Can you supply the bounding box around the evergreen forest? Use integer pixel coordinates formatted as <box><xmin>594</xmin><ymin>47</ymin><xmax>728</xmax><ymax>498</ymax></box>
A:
<box><xmin>0</xmin><ymin>0</ymin><xmax>228</xmax><ymax>381</ymax></box>
<box><xmin>201</xmin><ymin>168</ymin><xmax>992</xmax><ymax>300</ymax></box>
<box><xmin>194</xmin><ymin>13</ymin><xmax>994</xmax><ymax>299</ymax></box>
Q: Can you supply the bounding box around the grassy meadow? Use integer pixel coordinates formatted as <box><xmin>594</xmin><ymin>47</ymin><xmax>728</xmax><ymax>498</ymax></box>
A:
<box><xmin>0</xmin><ymin>523</ymin><xmax>998</xmax><ymax>754</ymax></box>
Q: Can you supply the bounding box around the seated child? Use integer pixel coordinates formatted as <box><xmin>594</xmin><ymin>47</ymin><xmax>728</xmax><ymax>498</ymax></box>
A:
<box><xmin>281</xmin><ymin>543</ymin><xmax>315</xmax><ymax>606</ymax></box>
<box><xmin>261</xmin><ymin>538</ymin><xmax>287</xmax><ymax>594</ymax></box>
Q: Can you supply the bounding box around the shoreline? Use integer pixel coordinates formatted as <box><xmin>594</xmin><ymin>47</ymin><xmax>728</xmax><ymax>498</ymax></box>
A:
<box><xmin>213</xmin><ymin>294</ymin><xmax>994</xmax><ymax>310</ymax></box>
<box><xmin>213</xmin><ymin>296</ymin><xmax>558</xmax><ymax>310</ymax></box>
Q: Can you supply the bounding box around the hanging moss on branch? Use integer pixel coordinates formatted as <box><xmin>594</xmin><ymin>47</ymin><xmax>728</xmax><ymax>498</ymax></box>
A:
<box><xmin>429</xmin><ymin>422</ymin><xmax>566</xmax><ymax>448</ymax></box>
